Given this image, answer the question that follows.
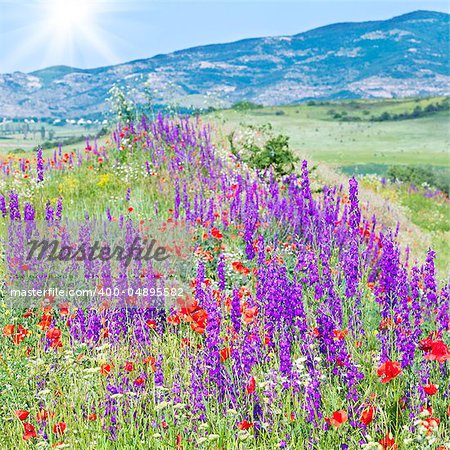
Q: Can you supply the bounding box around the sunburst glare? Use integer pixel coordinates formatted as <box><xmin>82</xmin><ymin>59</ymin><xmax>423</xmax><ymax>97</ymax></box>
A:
<box><xmin>3</xmin><ymin>0</ymin><xmax>118</xmax><ymax>71</ymax></box>
<box><xmin>45</xmin><ymin>0</ymin><xmax>96</xmax><ymax>38</ymax></box>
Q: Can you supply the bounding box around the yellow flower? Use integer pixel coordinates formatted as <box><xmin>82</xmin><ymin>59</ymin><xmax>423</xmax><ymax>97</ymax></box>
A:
<box><xmin>97</xmin><ymin>173</ymin><xmax>111</xmax><ymax>187</ymax></box>
<box><xmin>59</xmin><ymin>176</ymin><xmax>80</xmax><ymax>193</ymax></box>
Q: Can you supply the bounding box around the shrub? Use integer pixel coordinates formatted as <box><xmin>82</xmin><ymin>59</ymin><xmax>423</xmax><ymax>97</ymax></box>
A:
<box><xmin>246</xmin><ymin>134</ymin><xmax>298</xmax><ymax>177</ymax></box>
<box><xmin>231</xmin><ymin>101</ymin><xmax>263</xmax><ymax>111</ymax></box>
<box><xmin>387</xmin><ymin>165</ymin><xmax>450</xmax><ymax>195</ymax></box>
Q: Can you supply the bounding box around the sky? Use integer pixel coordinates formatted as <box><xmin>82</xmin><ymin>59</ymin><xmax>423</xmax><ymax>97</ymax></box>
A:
<box><xmin>0</xmin><ymin>0</ymin><xmax>448</xmax><ymax>73</ymax></box>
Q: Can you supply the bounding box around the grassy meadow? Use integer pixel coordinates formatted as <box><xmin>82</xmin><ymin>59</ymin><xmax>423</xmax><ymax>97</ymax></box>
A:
<box><xmin>0</xmin><ymin>99</ymin><xmax>448</xmax><ymax>449</ymax></box>
<box><xmin>210</xmin><ymin>97</ymin><xmax>449</xmax><ymax>168</ymax></box>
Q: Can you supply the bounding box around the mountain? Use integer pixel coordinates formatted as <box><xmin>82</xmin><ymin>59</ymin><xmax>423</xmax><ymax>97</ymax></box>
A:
<box><xmin>0</xmin><ymin>10</ymin><xmax>448</xmax><ymax>118</ymax></box>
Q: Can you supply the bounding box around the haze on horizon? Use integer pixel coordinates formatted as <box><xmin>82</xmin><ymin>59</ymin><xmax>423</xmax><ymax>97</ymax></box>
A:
<box><xmin>0</xmin><ymin>0</ymin><xmax>448</xmax><ymax>74</ymax></box>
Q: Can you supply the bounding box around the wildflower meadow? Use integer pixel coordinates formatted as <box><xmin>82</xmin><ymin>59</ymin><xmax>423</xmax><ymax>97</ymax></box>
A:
<box><xmin>0</xmin><ymin>114</ymin><xmax>448</xmax><ymax>450</ymax></box>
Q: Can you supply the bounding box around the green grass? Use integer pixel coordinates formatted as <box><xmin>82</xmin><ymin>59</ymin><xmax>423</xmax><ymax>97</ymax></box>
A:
<box><xmin>0</xmin><ymin>123</ymin><xmax>104</xmax><ymax>153</ymax></box>
<box><xmin>399</xmin><ymin>190</ymin><xmax>450</xmax><ymax>272</ymax></box>
<box><xmin>401</xmin><ymin>193</ymin><xmax>450</xmax><ymax>233</ymax></box>
<box><xmin>210</xmin><ymin>97</ymin><xmax>449</xmax><ymax>168</ymax></box>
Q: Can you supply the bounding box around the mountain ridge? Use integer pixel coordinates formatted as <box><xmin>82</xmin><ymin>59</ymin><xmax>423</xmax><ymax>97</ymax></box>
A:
<box><xmin>1</xmin><ymin>10</ymin><xmax>448</xmax><ymax>118</ymax></box>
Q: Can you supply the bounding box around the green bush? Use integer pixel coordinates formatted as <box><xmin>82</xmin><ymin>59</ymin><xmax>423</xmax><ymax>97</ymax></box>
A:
<box><xmin>246</xmin><ymin>134</ymin><xmax>298</xmax><ymax>177</ymax></box>
<box><xmin>387</xmin><ymin>165</ymin><xmax>450</xmax><ymax>194</ymax></box>
<box><xmin>371</xmin><ymin>99</ymin><xmax>449</xmax><ymax>122</ymax></box>
<box><xmin>231</xmin><ymin>101</ymin><xmax>263</xmax><ymax>111</ymax></box>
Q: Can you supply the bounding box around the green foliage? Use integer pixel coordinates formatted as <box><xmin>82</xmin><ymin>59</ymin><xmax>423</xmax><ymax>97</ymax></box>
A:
<box><xmin>231</xmin><ymin>100</ymin><xmax>263</xmax><ymax>111</ymax></box>
<box><xmin>212</xmin><ymin>97</ymin><xmax>449</xmax><ymax>167</ymax></box>
<box><xmin>370</xmin><ymin>99</ymin><xmax>449</xmax><ymax>122</ymax></box>
<box><xmin>387</xmin><ymin>165</ymin><xmax>450</xmax><ymax>195</ymax></box>
<box><xmin>245</xmin><ymin>134</ymin><xmax>298</xmax><ymax>177</ymax></box>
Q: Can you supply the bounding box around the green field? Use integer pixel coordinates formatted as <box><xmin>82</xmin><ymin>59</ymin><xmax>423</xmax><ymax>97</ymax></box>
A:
<box><xmin>0</xmin><ymin>122</ymin><xmax>105</xmax><ymax>153</ymax></box>
<box><xmin>210</xmin><ymin>97</ymin><xmax>450</xmax><ymax>171</ymax></box>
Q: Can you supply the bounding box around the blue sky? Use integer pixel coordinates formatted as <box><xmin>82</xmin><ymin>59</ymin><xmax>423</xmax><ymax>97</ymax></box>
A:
<box><xmin>0</xmin><ymin>0</ymin><xmax>447</xmax><ymax>73</ymax></box>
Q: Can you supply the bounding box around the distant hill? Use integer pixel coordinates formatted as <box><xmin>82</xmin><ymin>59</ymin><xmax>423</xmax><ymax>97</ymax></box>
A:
<box><xmin>0</xmin><ymin>10</ymin><xmax>448</xmax><ymax>118</ymax></box>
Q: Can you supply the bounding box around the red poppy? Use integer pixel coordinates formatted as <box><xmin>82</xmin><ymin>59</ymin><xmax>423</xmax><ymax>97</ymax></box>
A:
<box><xmin>143</xmin><ymin>355</ymin><xmax>156</xmax><ymax>370</ymax></box>
<box><xmin>134</xmin><ymin>377</ymin><xmax>145</xmax><ymax>386</ymax></box>
<box><xmin>379</xmin><ymin>433</ymin><xmax>398</xmax><ymax>450</ymax></box>
<box><xmin>176</xmin><ymin>433</ymin><xmax>183</xmax><ymax>450</ymax></box>
<box><xmin>36</xmin><ymin>409</ymin><xmax>50</xmax><ymax>422</ymax></box>
<box><xmin>124</xmin><ymin>361</ymin><xmax>134</xmax><ymax>373</ymax></box>
<box><xmin>22</xmin><ymin>423</ymin><xmax>37</xmax><ymax>440</ymax></box>
<box><xmin>23</xmin><ymin>309</ymin><xmax>33</xmax><ymax>318</ymax></box>
<box><xmin>421</xmin><ymin>417</ymin><xmax>440</xmax><ymax>436</ymax></box>
<box><xmin>424</xmin><ymin>340</ymin><xmax>450</xmax><ymax>363</ymax></box>
<box><xmin>50</xmin><ymin>338</ymin><xmax>63</xmax><ymax>348</ymax></box>
<box><xmin>177</xmin><ymin>301</ymin><xmax>208</xmax><ymax>334</ymax></box>
<box><xmin>190</xmin><ymin>310</ymin><xmax>208</xmax><ymax>333</ymax></box>
<box><xmin>377</xmin><ymin>360</ymin><xmax>402</xmax><ymax>383</ymax></box>
<box><xmin>243</xmin><ymin>306</ymin><xmax>258</xmax><ymax>325</ymax></box>
<box><xmin>15</xmin><ymin>410</ymin><xmax>30</xmax><ymax>421</ymax></box>
<box><xmin>87</xmin><ymin>413</ymin><xmax>97</xmax><ymax>421</ymax></box>
<box><xmin>38</xmin><ymin>314</ymin><xmax>52</xmax><ymax>330</ymax></box>
<box><xmin>423</xmin><ymin>383</ymin><xmax>438</xmax><ymax>396</ymax></box>
<box><xmin>245</xmin><ymin>376</ymin><xmax>256</xmax><ymax>395</ymax></box>
<box><xmin>220</xmin><ymin>347</ymin><xmax>232</xmax><ymax>363</ymax></box>
<box><xmin>100</xmin><ymin>363</ymin><xmax>114</xmax><ymax>375</ymax></box>
<box><xmin>53</xmin><ymin>422</ymin><xmax>66</xmax><ymax>435</ymax></box>
<box><xmin>360</xmin><ymin>406</ymin><xmax>375</xmax><ymax>426</ymax></box>
<box><xmin>333</xmin><ymin>328</ymin><xmax>348</xmax><ymax>340</ymax></box>
<box><xmin>46</xmin><ymin>327</ymin><xmax>61</xmax><ymax>340</ymax></box>
<box><xmin>12</xmin><ymin>325</ymin><xmax>30</xmax><ymax>345</ymax></box>
<box><xmin>128</xmin><ymin>207</ymin><xmax>134</xmax><ymax>212</ymax></box>
<box><xmin>419</xmin><ymin>336</ymin><xmax>434</xmax><ymax>352</ymax></box>
<box><xmin>211</xmin><ymin>227</ymin><xmax>223</xmax><ymax>239</ymax></box>
<box><xmin>237</xmin><ymin>420</ymin><xmax>253</xmax><ymax>430</ymax></box>
<box><xmin>146</xmin><ymin>319</ymin><xmax>157</xmax><ymax>329</ymax></box>
<box><xmin>181</xmin><ymin>337</ymin><xmax>191</xmax><ymax>348</ymax></box>
<box><xmin>167</xmin><ymin>315</ymin><xmax>181</xmax><ymax>325</ymax></box>
<box><xmin>325</xmin><ymin>410</ymin><xmax>348</xmax><ymax>428</ymax></box>
<box><xmin>3</xmin><ymin>324</ymin><xmax>14</xmax><ymax>336</ymax></box>
<box><xmin>232</xmin><ymin>261</ymin><xmax>250</xmax><ymax>275</ymax></box>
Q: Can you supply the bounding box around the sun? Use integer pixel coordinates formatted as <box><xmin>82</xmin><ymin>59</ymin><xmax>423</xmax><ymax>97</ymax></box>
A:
<box><xmin>3</xmin><ymin>0</ymin><xmax>118</xmax><ymax>72</ymax></box>
<box><xmin>20</xmin><ymin>0</ymin><xmax>119</xmax><ymax>68</ymax></box>
<box><xmin>45</xmin><ymin>0</ymin><xmax>95</xmax><ymax>38</ymax></box>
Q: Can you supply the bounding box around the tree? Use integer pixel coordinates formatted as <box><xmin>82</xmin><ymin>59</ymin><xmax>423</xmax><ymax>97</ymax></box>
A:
<box><xmin>247</xmin><ymin>134</ymin><xmax>298</xmax><ymax>177</ymax></box>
